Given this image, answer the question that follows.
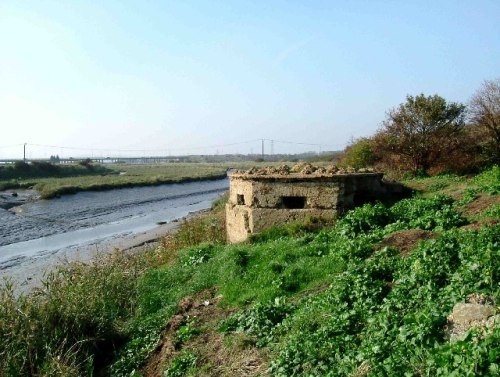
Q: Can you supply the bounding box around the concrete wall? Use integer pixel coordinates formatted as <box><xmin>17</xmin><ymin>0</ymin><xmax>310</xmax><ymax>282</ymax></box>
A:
<box><xmin>226</xmin><ymin>172</ymin><xmax>386</xmax><ymax>243</ymax></box>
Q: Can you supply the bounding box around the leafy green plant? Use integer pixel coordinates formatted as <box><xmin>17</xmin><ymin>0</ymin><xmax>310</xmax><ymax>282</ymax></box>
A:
<box><xmin>426</xmin><ymin>328</ymin><xmax>499</xmax><ymax>376</ymax></box>
<box><xmin>429</xmin><ymin>181</ymin><xmax>449</xmax><ymax>192</ymax></box>
<box><xmin>221</xmin><ymin>297</ymin><xmax>295</xmax><ymax>347</ymax></box>
<box><xmin>457</xmin><ymin>187</ymin><xmax>480</xmax><ymax>205</ymax></box>
<box><xmin>181</xmin><ymin>244</ymin><xmax>216</xmax><ymax>267</ymax></box>
<box><xmin>111</xmin><ymin>331</ymin><xmax>160</xmax><ymax>377</ymax></box>
<box><xmin>484</xmin><ymin>204</ymin><xmax>500</xmax><ymax>218</ymax></box>
<box><xmin>175</xmin><ymin>317</ymin><xmax>200</xmax><ymax>345</ymax></box>
<box><xmin>268</xmin><ymin>226</ymin><xmax>499</xmax><ymax>376</ymax></box>
<box><xmin>390</xmin><ymin>194</ymin><xmax>467</xmax><ymax>230</ymax></box>
<box><xmin>336</xmin><ymin>202</ymin><xmax>391</xmax><ymax>236</ymax></box>
<box><xmin>163</xmin><ymin>351</ymin><xmax>197</xmax><ymax>377</ymax></box>
<box><xmin>474</xmin><ymin>165</ymin><xmax>500</xmax><ymax>194</ymax></box>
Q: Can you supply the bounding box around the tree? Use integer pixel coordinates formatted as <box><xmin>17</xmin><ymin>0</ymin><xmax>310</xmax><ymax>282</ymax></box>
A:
<box><xmin>469</xmin><ymin>78</ymin><xmax>500</xmax><ymax>164</ymax></box>
<box><xmin>379</xmin><ymin>94</ymin><xmax>466</xmax><ymax>174</ymax></box>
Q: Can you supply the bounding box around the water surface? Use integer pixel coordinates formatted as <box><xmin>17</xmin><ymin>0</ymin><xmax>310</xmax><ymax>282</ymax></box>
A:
<box><xmin>0</xmin><ymin>179</ymin><xmax>228</xmax><ymax>270</ymax></box>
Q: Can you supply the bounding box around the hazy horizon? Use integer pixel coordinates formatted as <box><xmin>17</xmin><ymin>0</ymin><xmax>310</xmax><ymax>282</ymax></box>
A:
<box><xmin>1</xmin><ymin>0</ymin><xmax>499</xmax><ymax>158</ymax></box>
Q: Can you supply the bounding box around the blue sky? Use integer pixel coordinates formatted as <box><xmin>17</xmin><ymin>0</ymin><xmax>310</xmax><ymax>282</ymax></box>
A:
<box><xmin>1</xmin><ymin>0</ymin><xmax>499</xmax><ymax>158</ymax></box>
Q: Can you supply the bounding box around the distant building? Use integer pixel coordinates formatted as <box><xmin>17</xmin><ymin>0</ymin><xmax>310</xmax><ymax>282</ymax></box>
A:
<box><xmin>226</xmin><ymin>164</ymin><xmax>395</xmax><ymax>243</ymax></box>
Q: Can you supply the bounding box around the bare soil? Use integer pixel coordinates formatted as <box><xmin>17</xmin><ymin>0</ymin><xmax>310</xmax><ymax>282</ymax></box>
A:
<box><xmin>461</xmin><ymin>194</ymin><xmax>500</xmax><ymax>217</ymax></box>
<box><xmin>142</xmin><ymin>288</ymin><xmax>269</xmax><ymax>377</ymax></box>
<box><xmin>460</xmin><ymin>218</ymin><xmax>500</xmax><ymax>230</ymax></box>
<box><xmin>378</xmin><ymin>229</ymin><xmax>437</xmax><ymax>257</ymax></box>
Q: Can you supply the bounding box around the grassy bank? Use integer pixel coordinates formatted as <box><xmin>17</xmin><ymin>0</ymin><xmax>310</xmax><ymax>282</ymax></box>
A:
<box><xmin>0</xmin><ymin>167</ymin><xmax>498</xmax><ymax>376</ymax></box>
<box><xmin>0</xmin><ymin>163</ymin><xmax>229</xmax><ymax>199</ymax></box>
<box><xmin>0</xmin><ymin>161</ymin><xmax>306</xmax><ymax>199</ymax></box>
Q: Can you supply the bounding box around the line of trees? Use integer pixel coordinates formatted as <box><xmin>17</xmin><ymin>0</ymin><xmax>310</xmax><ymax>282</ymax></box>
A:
<box><xmin>340</xmin><ymin>78</ymin><xmax>500</xmax><ymax>176</ymax></box>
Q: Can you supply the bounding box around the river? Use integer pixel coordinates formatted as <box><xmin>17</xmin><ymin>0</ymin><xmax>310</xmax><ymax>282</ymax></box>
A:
<box><xmin>0</xmin><ymin>178</ymin><xmax>228</xmax><ymax>283</ymax></box>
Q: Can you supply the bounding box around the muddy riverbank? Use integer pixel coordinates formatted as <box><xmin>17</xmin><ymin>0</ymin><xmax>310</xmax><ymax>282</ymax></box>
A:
<box><xmin>0</xmin><ymin>179</ymin><xmax>228</xmax><ymax>293</ymax></box>
<box><xmin>0</xmin><ymin>189</ymin><xmax>39</xmax><ymax>210</ymax></box>
<box><xmin>1</xmin><ymin>210</ymin><xmax>206</xmax><ymax>294</ymax></box>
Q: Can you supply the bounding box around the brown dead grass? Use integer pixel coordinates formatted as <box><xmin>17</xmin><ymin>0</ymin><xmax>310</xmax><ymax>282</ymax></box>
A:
<box><xmin>141</xmin><ymin>288</ymin><xmax>269</xmax><ymax>377</ymax></box>
<box><xmin>378</xmin><ymin>229</ymin><xmax>437</xmax><ymax>257</ymax></box>
<box><xmin>461</xmin><ymin>194</ymin><xmax>500</xmax><ymax>217</ymax></box>
<box><xmin>188</xmin><ymin>331</ymin><xmax>269</xmax><ymax>377</ymax></box>
<box><xmin>460</xmin><ymin>219</ymin><xmax>500</xmax><ymax>230</ymax></box>
<box><xmin>403</xmin><ymin>179</ymin><xmax>468</xmax><ymax>200</ymax></box>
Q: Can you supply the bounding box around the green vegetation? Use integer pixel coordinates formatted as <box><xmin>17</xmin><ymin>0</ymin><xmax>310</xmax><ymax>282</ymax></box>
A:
<box><xmin>0</xmin><ymin>162</ymin><xmax>229</xmax><ymax>199</ymax></box>
<box><xmin>164</xmin><ymin>352</ymin><xmax>198</xmax><ymax>377</ymax></box>
<box><xmin>380</xmin><ymin>94</ymin><xmax>467</xmax><ymax>174</ymax></box>
<box><xmin>0</xmin><ymin>160</ymin><xmax>112</xmax><ymax>180</ymax></box>
<box><xmin>0</xmin><ymin>161</ymin><xmax>312</xmax><ymax>199</ymax></box>
<box><xmin>338</xmin><ymin>138</ymin><xmax>376</xmax><ymax>169</ymax></box>
<box><xmin>0</xmin><ymin>167</ymin><xmax>498</xmax><ymax>376</ymax></box>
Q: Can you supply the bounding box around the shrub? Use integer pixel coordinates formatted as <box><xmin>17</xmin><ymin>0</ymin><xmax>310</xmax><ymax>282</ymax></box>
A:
<box><xmin>339</xmin><ymin>137</ymin><xmax>378</xmax><ymax>169</ymax></box>
<box><xmin>14</xmin><ymin>161</ymin><xmax>30</xmax><ymax>171</ymax></box>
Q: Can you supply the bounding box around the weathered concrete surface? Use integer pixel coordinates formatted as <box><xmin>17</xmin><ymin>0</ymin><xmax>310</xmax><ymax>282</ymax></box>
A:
<box><xmin>446</xmin><ymin>302</ymin><xmax>498</xmax><ymax>341</ymax></box>
<box><xmin>226</xmin><ymin>164</ymin><xmax>392</xmax><ymax>243</ymax></box>
<box><xmin>226</xmin><ymin>205</ymin><xmax>252</xmax><ymax>244</ymax></box>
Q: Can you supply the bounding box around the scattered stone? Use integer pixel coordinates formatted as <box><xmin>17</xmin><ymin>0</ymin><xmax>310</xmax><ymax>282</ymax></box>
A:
<box><xmin>236</xmin><ymin>164</ymin><xmax>374</xmax><ymax>177</ymax></box>
<box><xmin>315</xmin><ymin>167</ymin><xmax>327</xmax><ymax>175</ymax></box>
<box><xmin>445</xmin><ymin>299</ymin><xmax>498</xmax><ymax>341</ymax></box>
<box><xmin>358</xmin><ymin>167</ymin><xmax>374</xmax><ymax>173</ymax></box>
<box><xmin>276</xmin><ymin>165</ymin><xmax>291</xmax><ymax>175</ymax></box>
<box><xmin>326</xmin><ymin>165</ymin><xmax>339</xmax><ymax>174</ymax></box>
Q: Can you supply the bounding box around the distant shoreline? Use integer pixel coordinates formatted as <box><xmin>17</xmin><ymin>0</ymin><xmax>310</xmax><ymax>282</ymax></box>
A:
<box><xmin>39</xmin><ymin>172</ymin><xmax>229</xmax><ymax>199</ymax></box>
<box><xmin>1</xmin><ymin>172</ymin><xmax>228</xmax><ymax>200</ymax></box>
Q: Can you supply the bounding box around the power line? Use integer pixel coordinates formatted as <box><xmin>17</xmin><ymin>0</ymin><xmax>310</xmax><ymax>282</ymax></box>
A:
<box><xmin>2</xmin><ymin>138</ymin><xmax>345</xmax><ymax>160</ymax></box>
<box><xmin>263</xmin><ymin>138</ymin><xmax>343</xmax><ymax>149</ymax></box>
<box><xmin>0</xmin><ymin>143</ymin><xmax>24</xmax><ymax>148</ymax></box>
<box><xmin>26</xmin><ymin>139</ymin><xmax>262</xmax><ymax>153</ymax></box>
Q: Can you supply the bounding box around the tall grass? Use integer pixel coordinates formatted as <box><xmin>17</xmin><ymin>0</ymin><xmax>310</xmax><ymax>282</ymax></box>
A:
<box><xmin>0</xmin><ymin>194</ymin><xmax>230</xmax><ymax>376</ymax></box>
<box><xmin>0</xmin><ymin>251</ymin><xmax>144</xmax><ymax>376</ymax></box>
